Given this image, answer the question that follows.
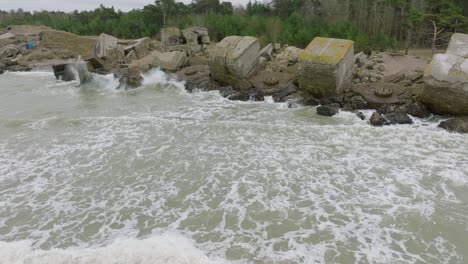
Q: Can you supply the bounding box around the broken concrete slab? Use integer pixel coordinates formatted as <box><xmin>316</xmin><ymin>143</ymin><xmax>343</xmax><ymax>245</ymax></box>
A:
<box><xmin>421</xmin><ymin>53</ymin><xmax>468</xmax><ymax>115</ymax></box>
<box><xmin>94</xmin><ymin>33</ymin><xmax>118</xmax><ymax>59</ymax></box>
<box><xmin>209</xmin><ymin>36</ymin><xmax>261</xmax><ymax>86</ymax></box>
<box><xmin>260</xmin><ymin>43</ymin><xmax>273</xmax><ymax>60</ymax></box>
<box><xmin>0</xmin><ymin>32</ymin><xmax>15</xmax><ymax>40</ymax></box>
<box><xmin>182</xmin><ymin>27</ymin><xmax>209</xmax><ymax>45</ymax></box>
<box><xmin>298</xmin><ymin>37</ymin><xmax>354</xmax><ymax>97</ymax></box>
<box><xmin>124</xmin><ymin>37</ymin><xmax>150</xmax><ymax>59</ymax></box>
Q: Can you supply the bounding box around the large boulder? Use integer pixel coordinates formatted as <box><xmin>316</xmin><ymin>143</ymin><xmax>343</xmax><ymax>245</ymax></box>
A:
<box><xmin>209</xmin><ymin>36</ymin><xmax>261</xmax><ymax>86</ymax></box>
<box><xmin>420</xmin><ymin>33</ymin><xmax>468</xmax><ymax>116</ymax></box>
<box><xmin>176</xmin><ymin>65</ymin><xmax>221</xmax><ymax>92</ymax></box>
<box><xmin>0</xmin><ymin>44</ymin><xmax>20</xmax><ymax>59</ymax></box>
<box><xmin>160</xmin><ymin>27</ymin><xmax>182</xmax><ymax>46</ymax></box>
<box><xmin>298</xmin><ymin>37</ymin><xmax>354</xmax><ymax>97</ymax></box>
<box><xmin>94</xmin><ymin>33</ymin><xmax>118</xmax><ymax>59</ymax></box>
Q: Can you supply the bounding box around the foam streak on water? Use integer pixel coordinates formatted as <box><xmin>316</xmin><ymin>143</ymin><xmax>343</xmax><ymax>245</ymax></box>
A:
<box><xmin>0</xmin><ymin>70</ymin><xmax>467</xmax><ymax>263</ymax></box>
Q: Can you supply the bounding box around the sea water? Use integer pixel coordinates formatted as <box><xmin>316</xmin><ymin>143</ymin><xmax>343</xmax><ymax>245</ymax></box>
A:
<box><xmin>0</xmin><ymin>70</ymin><xmax>467</xmax><ymax>263</ymax></box>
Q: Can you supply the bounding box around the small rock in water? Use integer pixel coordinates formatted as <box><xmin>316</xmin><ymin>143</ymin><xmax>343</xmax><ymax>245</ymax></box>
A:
<box><xmin>370</xmin><ymin>112</ymin><xmax>385</xmax><ymax>126</ymax></box>
<box><xmin>354</xmin><ymin>111</ymin><xmax>366</xmax><ymax>120</ymax></box>
<box><xmin>349</xmin><ymin>96</ymin><xmax>368</xmax><ymax>110</ymax></box>
<box><xmin>286</xmin><ymin>99</ymin><xmax>300</xmax><ymax>109</ymax></box>
<box><xmin>384</xmin><ymin>112</ymin><xmax>413</xmax><ymax>125</ymax></box>
<box><xmin>0</xmin><ymin>69</ymin><xmax>4</xmax><ymax>75</ymax></box>
<box><xmin>301</xmin><ymin>95</ymin><xmax>320</xmax><ymax>106</ymax></box>
<box><xmin>438</xmin><ymin>118</ymin><xmax>468</xmax><ymax>133</ymax></box>
<box><xmin>317</xmin><ymin>104</ymin><xmax>339</xmax><ymax>117</ymax></box>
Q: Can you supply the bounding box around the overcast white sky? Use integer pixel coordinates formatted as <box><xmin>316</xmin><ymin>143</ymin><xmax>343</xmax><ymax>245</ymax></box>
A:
<box><xmin>0</xmin><ymin>0</ymin><xmax>253</xmax><ymax>12</ymax></box>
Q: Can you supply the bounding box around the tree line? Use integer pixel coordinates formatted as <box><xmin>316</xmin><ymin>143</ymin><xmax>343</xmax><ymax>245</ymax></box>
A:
<box><xmin>0</xmin><ymin>0</ymin><xmax>467</xmax><ymax>52</ymax></box>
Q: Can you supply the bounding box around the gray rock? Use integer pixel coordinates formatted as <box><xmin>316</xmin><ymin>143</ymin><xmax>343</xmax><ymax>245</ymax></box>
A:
<box><xmin>370</xmin><ymin>112</ymin><xmax>385</xmax><ymax>126</ymax></box>
<box><xmin>348</xmin><ymin>95</ymin><xmax>368</xmax><ymax>110</ymax></box>
<box><xmin>354</xmin><ymin>111</ymin><xmax>366</xmax><ymax>120</ymax></box>
<box><xmin>377</xmin><ymin>65</ymin><xmax>385</xmax><ymax>72</ymax></box>
<box><xmin>176</xmin><ymin>65</ymin><xmax>221</xmax><ymax>92</ymax></box>
<box><xmin>0</xmin><ymin>68</ymin><xmax>4</xmax><ymax>74</ymax></box>
<box><xmin>355</xmin><ymin>52</ymin><xmax>368</xmax><ymax>67</ymax></box>
<box><xmin>301</xmin><ymin>94</ymin><xmax>320</xmax><ymax>106</ymax></box>
<box><xmin>406</xmin><ymin>102</ymin><xmax>431</xmax><ymax>118</ymax></box>
<box><xmin>438</xmin><ymin>118</ymin><xmax>468</xmax><ymax>133</ymax></box>
<box><xmin>287</xmin><ymin>99</ymin><xmax>300</xmax><ymax>108</ymax></box>
<box><xmin>317</xmin><ymin>104</ymin><xmax>339</xmax><ymax>117</ymax></box>
<box><xmin>384</xmin><ymin>112</ymin><xmax>413</xmax><ymax>125</ymax></box>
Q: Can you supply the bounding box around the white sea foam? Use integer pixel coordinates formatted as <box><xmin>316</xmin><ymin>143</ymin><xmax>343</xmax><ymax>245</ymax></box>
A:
<box><xmin>0</xmin><ymin>72</ymin><xmax>467</xmax><ymax>263</ymax></box>
<box><xmin>0</xmin><ymin>233</ymin><xmax>227</xmax><ymax>264</ymax></box>
<box><xmin>141</xmin><ymin>68</ymin><xmax>186</xmax><ymax>90</ymax></box>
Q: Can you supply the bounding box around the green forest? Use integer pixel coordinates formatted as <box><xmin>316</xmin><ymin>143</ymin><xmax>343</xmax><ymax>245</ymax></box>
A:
<box><xmin>1</xmin><ymin>0</ymin><xmax>467</xmax><ymax>52</ymax></box>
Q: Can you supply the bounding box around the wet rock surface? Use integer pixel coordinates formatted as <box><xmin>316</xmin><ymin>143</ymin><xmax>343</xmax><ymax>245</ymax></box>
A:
<box><xmin>370</xmin><ymin>112</ymin><xmax>385</xmax><ymax>126</ymax></box>
<box><xmin>317</xmin><ymin>104</ymin><xmax>340</xmax><ymax>117</ymax></box>
<box><xmin>421</xmin><ymin>33</ymin><xmax>468</xmax><ymax>116</ymax></box>
<box><xmin>438</xmin><ymin>117</ymin><xmax>468</xmax><ymax>133</ymax></box>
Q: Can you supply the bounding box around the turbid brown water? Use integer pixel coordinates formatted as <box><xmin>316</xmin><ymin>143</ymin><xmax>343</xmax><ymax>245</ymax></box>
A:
<box><xmin>0</xmin><ymin>70</ymin><xmax>467</xmax><ymax>263</ymax></box>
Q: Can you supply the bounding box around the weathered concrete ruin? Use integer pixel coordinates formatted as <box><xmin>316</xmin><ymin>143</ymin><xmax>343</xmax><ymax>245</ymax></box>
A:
<box><xmin>421</xmin><ymin>33</ymin><xmax>468</xmax><ymax>116</ymax></box>
<box><xmin>209</xmin><ymin>36</ymin><xmax>261</xmax><ymax>86</ymax></box>
<box><xmin>298</xmin><ymin>37</ymin><xmax>354</xmax><ymax>97</ymax></box>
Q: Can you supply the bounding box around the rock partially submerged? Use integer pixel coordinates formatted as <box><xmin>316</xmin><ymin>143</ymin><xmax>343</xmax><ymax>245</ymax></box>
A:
<box><xmin>369</xmin><ymin>111</ymin><xmax>413</xmax><ymax>126</ymax></box>
<box><xmin>438</xmin><ymin>117</ymin><xmax>468</xmax><ymax>133</ymax></box>
<box><xmin>298</xmin><ymin>37</ymin><xmax>354</xmax><ymax>97</ymax></box>
<box><xmin>209</xmin><ymin>36</ymin><xmax>261</xmax><ymax>86</ymax></box>
<box><xmin>176</xmin><ymin>65</ymin><xmax>221</xmax><ymax>92</ymax></box>
<box><xmin>421</xmin><ymin>33</ymin><xmax>468</xmax><ymax>116</ymax></box>
<box><xmin>126</xmin><ymin>50</ymin><xmax>188</xmax><ymax>87</ymax></box>
<box><xmin>317</xmin><ymin>104</ymin><xmax>340</xmax><ymax>116</ymax></box>
<box><xmin>52</xmin><ymin>58</ymin><xmax>92</xmax><ymax>84</ymax></box>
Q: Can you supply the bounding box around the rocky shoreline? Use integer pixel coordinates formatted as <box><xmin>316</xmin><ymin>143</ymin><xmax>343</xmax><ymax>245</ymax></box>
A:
<box><xmin>1</xmin><ymin>25</ymin><xmax>467</xmax><ymax>133</ymax></box>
